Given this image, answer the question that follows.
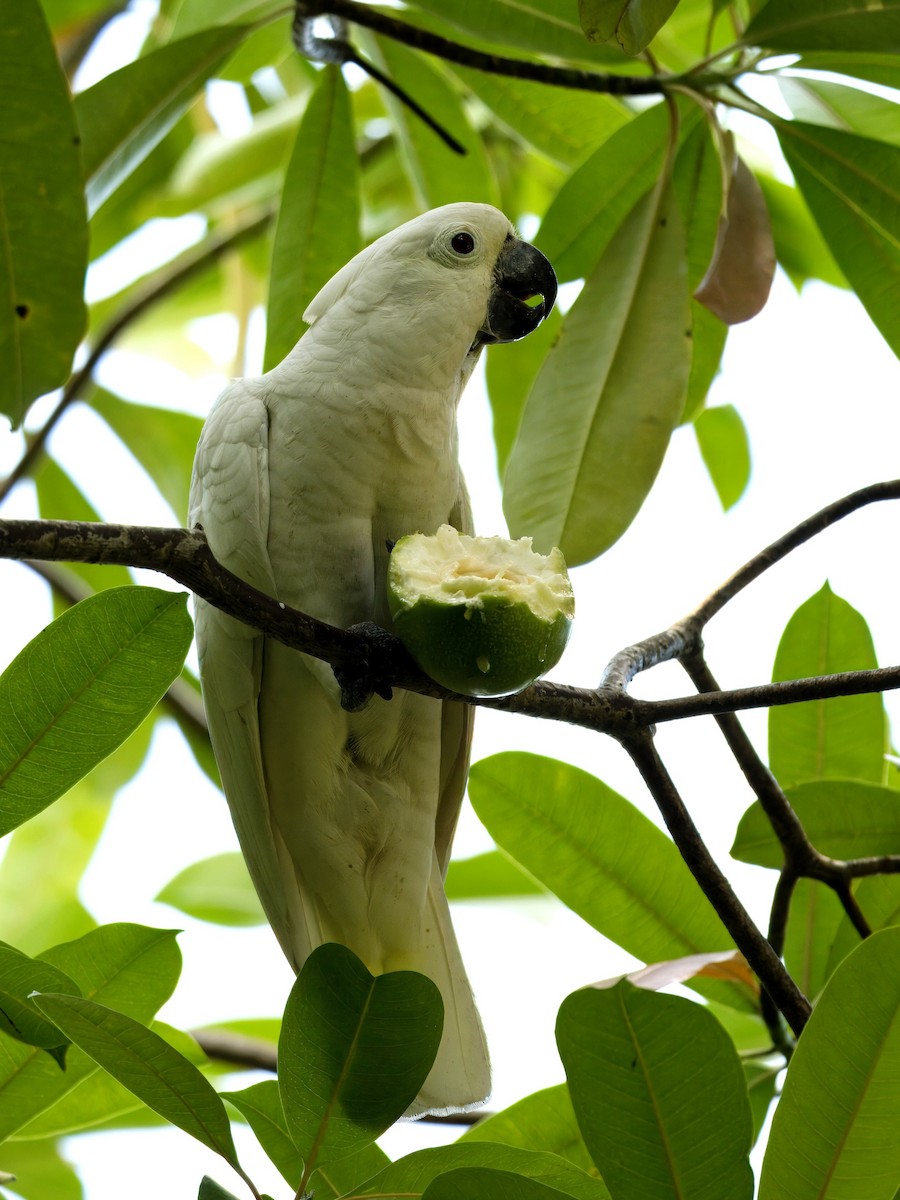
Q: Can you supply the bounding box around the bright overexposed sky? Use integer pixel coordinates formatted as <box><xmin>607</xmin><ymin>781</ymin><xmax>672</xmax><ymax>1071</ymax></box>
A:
<box><xmin>1</xmin><ymin>7</ymin><xmax>899</xmax><ymax>1198</ymax></box>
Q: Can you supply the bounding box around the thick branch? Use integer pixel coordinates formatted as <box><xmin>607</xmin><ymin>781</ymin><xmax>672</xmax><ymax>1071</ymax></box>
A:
<box><xmin>294</xmin><ymin>0</ymin><xmax>669</xmax><ymax>95</ymax></box>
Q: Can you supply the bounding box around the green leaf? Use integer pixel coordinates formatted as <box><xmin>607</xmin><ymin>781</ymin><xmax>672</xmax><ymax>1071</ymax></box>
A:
<box><xmin>768</xmin><ymin>583</ymin><xmax>886</xmax><ymax>788</ymax></box>
<box><xmin>783</xmin><ymin>879</ymin><xmax>846</xmax><ymax>1001</ymax></box>
<box><xmin>30</xmin><ymin>992</ymin><xmax>243</xmax><ymax>1170</ymax></box>
<box><xmin>793</xmin><ymin>51</ymin><xmax>900</xmax><ymax>90</ymax></box>
<box><xmin>89</xmin><ymin>390</ymin><xmax>203</xmax><ymax>522</ymax></box>
<box><xmin>0</xmin><ymin>587</ymin><xmax>193</xmax><ymax>836</ymax></box>
<box><xmin>354</xmin><ymin>1143</ymin><xmax>610</xmax><ymax>1200</ymax></box>
<box><xmin>778</xmin><ymin>122</ymin><xmax>900</xmax><ymax>358</ymax></box>
<box><xmin>445</xmin><ymin>849</ymin><xmax>546</xmax><ymax>900</ymax></box>
<box><xmin>156</xmin><ymin>852</ymin><xmax>264</xmax><ymax>926</ymax></box>
<box><xmin>486</xmin><ymin>305</ymin><xmax>562</xmax><ymax>479</ymax></box>
<box><xmin>745</xmin><ymin>0</ymin><xmax>900</xmax><ymax>53</ymax></box>
<box><xmin>0</xmin><ymin>924</ymin><xmax>181</xmax><ymax>1142</ymax></box>
<box><xmin>683</xmin><ymin>301</ymin><xmax>727</xmax><ymax>420</ymax></box>
<box><xmin>732</xmin><ymin>780</ymin><xmax>900</xmax><ymax>867</ymax></box>
<box><xmin>780</xmin><ymin>77</ymin><xmax>900</xmax><ymax>147</ymax></box>
<box><xmin>558</xmin><ymin>981</ymin><xmax>753</xmax><ymax>1199</ymax></box>
<box><xmin>0</xmin><ymin>0</ymin><xmax>88</xmax><ymax>425</ymax></box>
<box><xmin>425</xmin><ymin>1169</ymin><xmax>581</xmax><ymax>1200</ymax></box>
<box><xmin>503</xmin><ymin>184</ymin><xmax>692</xmax><ymax>566</ymax></box>
<box><xmin>756</xmin><ymin>172</ymin><xmax>847</xmax><ymax>290</ymax></box>
<box><xmin>198</xmin><ymin>1179</ymin><xmax>242</xmax><ymax>1200</ymax></box>
<box><xmin>75</xmin><ymin>24</ymin><xmax>253</xmax><ymax>215</ymax></box>
<box><xmin>461</xmin><ymin>1084</ymin><xmax>595</xmax><ymax>1173</ymax></box>
<box><xmin>224</xmin><ymin>1080</ymin><xmax>302</xmax><ymax>1188</ymax></box>
<box><xmin>744</xmin><ymin>1061</ymin><xmax>779</xmax><ymax>1144</ymax></box>
<box><xmin>760</xmin><ymin>927</ymin><xmax>900</xmax><ymax>1198</ymax></box>
<box><xmin>694</xmin><ymin>404</ymin><xmax>751</xmax><ymax>510</ymax></box>
<box><xmin>0</xmin><ymin>945</ymin><xmax>80</xmax><ymax>1059</ymax></box>
<box><xmin>536</xmin><ymin>102</ymin><xmax>678</xmax><ymax>281</ymax></box>
<box><xmin>370</xmin><ymin>35</ymin><xmax>498</xmax><ymax>210</ymax></box>
<box><xmin>279</xmin><ymin>944</ymin><xmax>443</xmax><ymax>1166</ymax></box>
<box><xmin>826</xmin><ymin>874</ymin><xmax>900</xmax><ymax>979</ymax></box>
<box><xmin>450</xmin><ymin>65</ymin><xmax>628</xmax><ymax>167</ymax></box>
<box><xmin>308</xmin><ymin>1142</ymin><xmax>392</xmax><ymax>1199</ymax></box>
<box><xmin>672</xmin><ymin>117</ymin><xmax>724</xmax><ymax>291</ymax></box>
<box><xmin>578</xmin><ymin>0</ymin><xmax>680</xmax><ymax>53</ymax></box>
<box><xmin>162</xmin><ymin>0</ymin><xmax>283</xmax><ymax>39</ymax></box>
<box><xmin>264</xmin><ymin>66</ymin><xmax>361</xmax><ymax>371</ymax></box>
<box><xmin>468</xmin><ymin>755</ymin><xmax>748</xmax><ymax>1010</ymax></box>
<box><xmin>0</xmin><ymin>1138</ymin><xmax>83</xmax><ymax>1200</ymax></box>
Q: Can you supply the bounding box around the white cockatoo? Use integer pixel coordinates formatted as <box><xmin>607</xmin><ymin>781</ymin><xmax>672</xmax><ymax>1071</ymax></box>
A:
<box><xmin>189</xmin><ymin>202</ymin><xmax>556</xmax><ymax>1115</ymax></box>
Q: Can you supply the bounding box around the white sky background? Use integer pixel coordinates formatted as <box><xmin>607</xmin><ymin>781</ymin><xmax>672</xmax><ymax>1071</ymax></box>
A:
<box><xmin>1</xmin><ymin>7</ymin><xmax>899</xmax><ymax>1198</ymax></box>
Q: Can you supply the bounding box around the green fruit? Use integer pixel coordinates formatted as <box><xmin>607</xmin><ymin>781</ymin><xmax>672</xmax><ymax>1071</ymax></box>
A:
<box><xmin>387</xmin><ymin>525</ymin><xmax>574</xmax><ymax>697</ymax></box>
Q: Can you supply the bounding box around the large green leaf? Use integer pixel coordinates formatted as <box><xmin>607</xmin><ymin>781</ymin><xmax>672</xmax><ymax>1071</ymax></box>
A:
<box><xmin>30</xmin><ymin>993</ymin><xmax>243</xmax><ymax>1175</ymax></box>
<box><xmin>694</xmin><ymin>404</ymin><xmax>751</xmax><ymax>510</ymax></box>
<box><xmin>793</xmin><ymin>51</ymin><xmax>900</xmax><ymax>90</ymax></box>
<box><xmin>757</xmin><ymin>172</ymin><xmax>847</xmax><ymax>290</ymax></box>
<box><xmin>732</xmin><ymin>780</ymin><xmax>900</xmax><ymax>868</ymax></box>
<box><xmin>445</xmin><ymin>849</ymin><xmax>546</xmax><ymax>900</ymax></box>
<box><xmin>89</xmin><ymin>390</ymin><xmax>203</xmax><ymax>522</ymax></box>
<box><xmin>0</xmin><ymin>945</ymin><xmax>80</xmax><ymax>1061</ymax></box>
<box><xmin>778</xmin><ymin>122</ymin><xmax>900</xmax><ymax>357</ymax></box>
<box><xmin>558</xmin><ymin>982</ymin><xmax>753</xmax><ymax>1198</ymax></box>
<box><xmin>354</xmin><ymin>1143</ymin><xmax>610</xmax><ymax>1200</ymax></box>
<box><xmin>536</xmin><ymin>102</ymin><xmax>675</xmax><ymax>281</ymax></box>
<box><xmin>825</xmin><ymin>874</ymin><xmax>900</xmax><ymax>981</ymax></box>
<box><xmin>278</xmin><ymin>944</ymin><xmax>443</xmax><ymax>1168</ymax></box>
<box><xmin>0</xmin><ymin>0</ymin><xmax>87</xmax><ymax>425</ymax></box>
<box><xmin>745</xmin><ymin>0</ymin><xmax>900</xmax><ymax>53</ymax></box>
<box><xmin>0</xmin><ymin>924</ymin><xmax>181</xmax><ymax>1141</ymax></box>
<box><xmin>75</xmin><ymin>24</ymin><xmax>253</xmax><ymax>215</ymax></box>
<box><xmin>371</xmin><ymin>35</ymin><xmax>498</xmax><ymax>210</ymax></box>
<box><xmin>768</xmin><ymin>583</ymin><xmax>886</xmax><ymax>789</ymax></box>
<box><xmin>782</xmin><ymin>878</ymin><xmax>846</xmax><ymax>1002</ymax></box>
<box><xmin>424</xmin><ymin>1170</ymin><xmax>583</xmax><ymax>1200</ymax></box>
<box><xmin>468</xmin><ymin>755</ymin><xmax>746</xmax><ymax>1008</ymax></box>
<box><xmin>461</xmin><ymin>1084</ymin><xmax>595</xmax><ymax>1173</ymax></box>
<box><xmin>486</xmin><ymin>304</ymin><xmax>562</xmax><ymax>478</ymax></box>
<box><xmin>0</xmin><ymin>587</ymin><xmax>193</xmax><ymax>837</ymax></box>
<box><xmin>264</xmin><ymin>66</ymin><xmax>360</xmax><ymax>371</ymax></box>
<box><xmin>503</xmin><ymin>183</ymin><xmax>691</xmax><ymax>565</ymax></box>
<box><xmin>760</xmin><ymin>927</ymin><xmax>900</xmax><ymax>1198</ymax></box>
<box><xmin>578</xmin><ymin>0</ymin><xmax>681</xmax><ymax>53</ymax></box>
<box><xmin>0</xmin><ymin>1137</ymin><xmax>83</xmax><ymax>1200</ymax></box>
<box><xmin>309</xmin><ymin>1142</ymin><xmax>392</xmax><ymax>1199</ymax></box>
<box><xmin>156</xmin><ymin>852</ymin><xmax>265</xmax><ymax>926</ymax></box>
<box><xmin>162</xmin><ymin>0</ymin><xmax>283</xmax><ymax>39</ymax></box>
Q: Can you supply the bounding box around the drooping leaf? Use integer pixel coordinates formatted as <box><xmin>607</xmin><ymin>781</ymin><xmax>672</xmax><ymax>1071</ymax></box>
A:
<box><xmin>694</xmin><ymin>404</ymin><xmax>751</xmax><ymax>509</ymax></box>
<box><xmin>558</xmin><ymin>981</ymin><xmax>754</xmax><ymax>1199</ymax></box>
<box><xmin>683</xmin><ymin>301</ymin><xmax>728</xmax><ymax>420</ymax></box>
<box><xmin>370</xmin><ymin>35</ymin><xmax>498</xmax><ymax>210</ymax></box>
<box><xmin>760</xmin><ymin>927</ymin><xmax>900</xmax><ymax>1198</ymax></box>
<box><xmin>461</xmin><ymin>1084</ymin><xmax>595</xmax><ymax>1173</ymax></box>
<box><xmin>224</xmin><ymin>1080</ymin><xmax>302</xmax><ymax>1188</ymax></box>
<box><xmin>156</xmin><ymin>852</ymin><xmax>264</xmax><ymax>926</ymax></box>
<box><xmin>695</xmin><ymin>151</ymin><xmax>776</xmax><ymax>324</ymax></box>
<box><xmin>0</xmin><ymin>925</ymin><xmax>181</xmax><ymax>1142</ymax></box>
<box><xmin>745</xmin><ymin>0</ymin><xmax>900</xmax><ymax>53</ymax></box>
<box><xmin>445</xmin><ymin>849</ymin><xmax>546</xmax><ymax>900</ymax></box>
<box><xmin>468</xmin><ymin>754</ymin><xmax>751</xmax><ymax>1011</ymax></box>
<box><xmin>30</xmin><ymin>993</ymin><xmax>243</xmax><ymax>1172</ymax></box>
<box><xmin>75</xmin><ymin>23</ymin><xmax>254</xmax><ymax>215</ymax></box>
<box><xmin>578</xmin><ymin>0</ymin><xmax>681</xmax><ymax>53</ymax></box>
<box><xmin>780</xmin><ymin>77</ymin><xmax>900</xmax><ymax>147</ymax></box>
<box><xmin>0</xmin><ymin>587</ymin><xmax>193</xmax><ymax>837</ymax></box>
<box><xmin>732</xmin><ymin>780</ymin><xmax>900</xmax><ymax>868</ymax></box>
<box><xmin>768</xmin><ymin>583</ymin><xmax>886</xmax><ymax>788</ymax></box>
<box><xmin>88</xmin><ymin>390</ymin><xmax>203</xmax><ymax>522</ymax></box>
<box><xmin>354</xmin><ymin>1143</ymin><xmax>611</xmax><ymax>1200</ymax></box>
<box><xmin>672</xmin><ymin>117</ymin><xmax>724</xmax><ymax>291</ymax></box>
<box><xmin>278</xmin><ymin>944</ymin><xmax>443</xmax><ymax>1167</ymax></box>
<box><xmin>264</xmin><ymin>65</ymin><xmax>361</xmax><ymax>370</ymax></box>
<box><xmin>0</xmin><ymin>0</ymin><xmax>88</xmax><ymax>425</ymax></box>
<box><xmin>504</xmin><ymin>183</ymin><xmax>692</xmax><ymax>566</ymax></box>
<box><xmin>778</xmin><ymin>121</ymin><xmax>900</xmax><ymax>357</ymax></box>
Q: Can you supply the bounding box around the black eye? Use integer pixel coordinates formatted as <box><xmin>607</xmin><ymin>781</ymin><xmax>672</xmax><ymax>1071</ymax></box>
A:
<box><xmin>451</xmin><ymin>231</ymin><xmax>475</xmax><ymax>254</ymax></box>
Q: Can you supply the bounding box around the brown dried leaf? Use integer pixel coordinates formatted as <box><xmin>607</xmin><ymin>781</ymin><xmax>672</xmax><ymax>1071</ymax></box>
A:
<box><xmin>591</xmin><ymin>949</ymin><xmax>757</xmax><ymax>993</ymax></box>
<box><xmin>695</xmin><ymin>153</ymin><xmax>776</xmax><ymax>324</ymax></box>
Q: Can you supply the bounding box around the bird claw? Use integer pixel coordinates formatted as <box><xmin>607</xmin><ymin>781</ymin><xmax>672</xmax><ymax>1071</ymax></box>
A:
<box><xmin>334</xmin><ymin>621</ymin><xmax>396</xmax><ymax>711</ymax></box>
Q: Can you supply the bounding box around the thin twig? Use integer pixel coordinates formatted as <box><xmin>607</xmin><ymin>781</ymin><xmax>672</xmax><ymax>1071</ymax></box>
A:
<box><xmin>0</xmin><ymin>207</ymin><xmax>275</xmax><ymax>506</ymax></box>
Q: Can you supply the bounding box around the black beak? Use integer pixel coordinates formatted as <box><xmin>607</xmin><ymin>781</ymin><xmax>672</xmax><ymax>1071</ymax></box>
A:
<box><xmin>478</xmin><ymin>237</ymin><xmax>558</xmax><ymax>345</ymax></box>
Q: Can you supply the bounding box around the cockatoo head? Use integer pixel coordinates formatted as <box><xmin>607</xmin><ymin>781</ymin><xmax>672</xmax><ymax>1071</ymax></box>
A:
<box><xmin>304</xmin><ymin>203</ymin><xmax>556</xmax><ymax>380</ymax></box>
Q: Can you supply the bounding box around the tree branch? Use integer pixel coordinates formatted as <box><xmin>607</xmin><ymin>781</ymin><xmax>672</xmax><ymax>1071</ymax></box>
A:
<box><xmin>294</xmin><ymin>0</ymin><xmax>670</xmax><ymax>95</ymax></box>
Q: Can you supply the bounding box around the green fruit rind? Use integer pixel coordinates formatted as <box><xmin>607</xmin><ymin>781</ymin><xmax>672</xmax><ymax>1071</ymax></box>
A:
<box><xmin>387</xmin><ymin>525</ymin><xmax>574</xmax><ymax>697</ymax></box>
